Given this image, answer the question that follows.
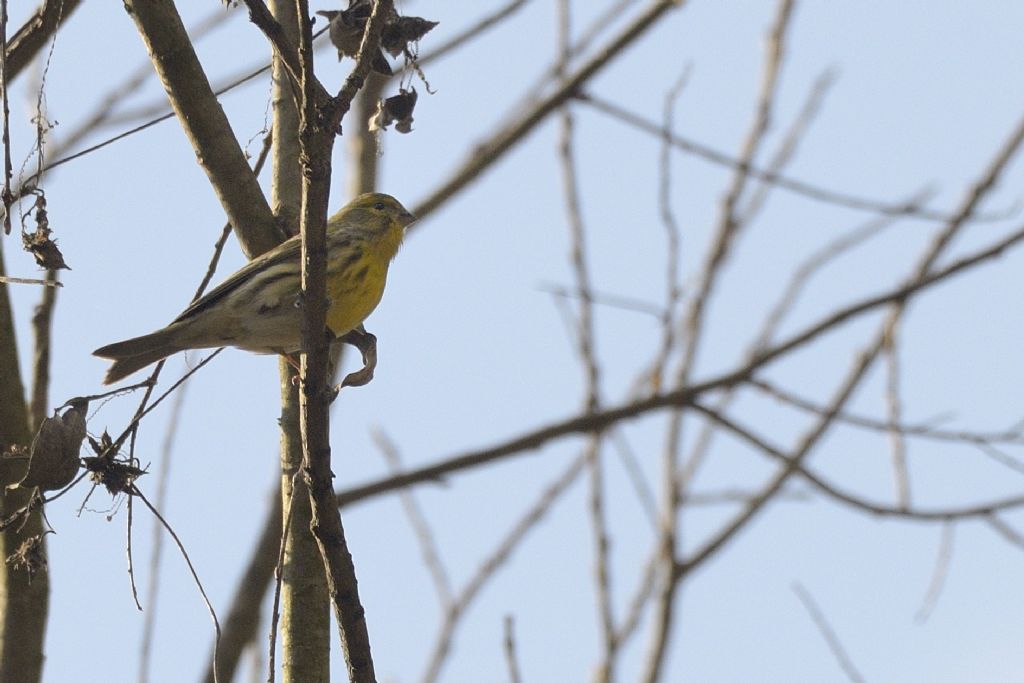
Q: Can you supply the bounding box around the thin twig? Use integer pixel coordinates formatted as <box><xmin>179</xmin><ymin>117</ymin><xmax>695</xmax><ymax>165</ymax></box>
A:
<box><xmin>538</xmin><ymin>282</ymin><xmax>664</xmax><ymax>318</ymax></box>
<box><xmin>29</xmin><ymin>270</ymin><xmax>57</xmax><ymax>431</ymax></box>
<box><xmin>914</xmin><ymin>522</ymin><xmax>954</xmax><ymax>623</ymax></box>
<box><xmin>554</xmin><ymin>4</ymin><xmax>616</xmax><ymax>679</ymax></box>
<box><xmin>503</xmin><ymin>615</ymin><xmax>523</xmax><ymax>683</ymax></box>
<box><xmin>412</xmin><ymin>0</ymin><xmax>683</xmax><ymax>222</ymax></box>
<box><xmin>792</xmin><ymin>582</ymin><xmax>866</xmax><ymax>683</ymax></box>
<box><xmin>736</xmin><ymin>68</ymin><xmax>836</xmax><ymax>225</ymax></box>
<box><xmin>420</xmin><ymin>454</ymin><xmax>587</xmax><ymax>683</ymax></box>
<box><xmin>582</xmin><ymin>93</ymin><xmax>1016</xmax><ymax>224</ymax></box>
<box><xmin>268</xmin><ymin>472</ymin><xmax>301</xmax><ymax>683</ymax></box>
<box><xmin>371</xmin><ymin>428</ymin><xmax>453</xmax><ymax>605</ymax></box>
<box><xmin>645</xmin><ymin>65</ymin><xmax>690</xmax><ymax>391</ymax></box>
<box><xmin>608</xmin><ymin>430</ymin><xmax>658</xmax><ymax>528</ymax></box>
<box><xmin>137</xmin><ymin>379</ymin><xmax>190</xmax><ymax>682</ymax></box>
<box><xmin>750</xmin><ymin>378</ymin><xmax>1024</xmax><ymax>452</ymax></box>
<box><xmin>677</xmin><ymin>119</ymin><xmax>1024</xmax><ymax>575</ymax></box>
<box><xmin>126</xmin><ymin>490</ymin><xmax>142</xmax><ymax>610</ymax></box>
<box><xmin>423</xmin><ymin>0</ymin><xmax>535</xmax><ymax>67</ymax></box>
<box><xmin>883</xmin><ymin>313</ymin><xmax>910</xmax><ymax>507</ymax></box>
<box><xmin>1</xmin><ymin>0</ymin><xmax>13</xmax><ymax>234</ymax></box>
<box><xmin>984</xmin><ymin>514</ymin><xmax>1024</xmax><ymax>550</ymax></box>
<box><xmin>644</xmin><ymin>4</ymin><xmax>796</xmax><ymax>678</ymax></box>
<box><xmin>0</xmin><ymin>275</ymin><xmax>62</xmax><ymax>286</ymax></box>
<box><xmin>132</xmin><ymin>486</ymin><xmax>222</xmax><ymax>683</ymax></box>
<box><xmin>689</xmin><ymin>399</ymin><xmax>1024</xmax><ymax>522</ymax></box>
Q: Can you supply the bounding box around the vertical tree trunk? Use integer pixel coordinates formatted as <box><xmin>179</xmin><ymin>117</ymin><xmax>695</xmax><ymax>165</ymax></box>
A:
<box><xmin>270</xmin><ymin>2</ymin><xmax>331</xmax><ymax>681</ymax></box>
<box><xmin>0</xmin><ymin>239</ymin><xmax>49</xmax><ymax>683</ymax></box>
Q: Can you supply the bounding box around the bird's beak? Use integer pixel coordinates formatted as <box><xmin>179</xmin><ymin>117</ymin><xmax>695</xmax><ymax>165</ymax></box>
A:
<box><xmin>399</xmin><ymin>210</ymin><xmax>417</xmax><ymax>228</ymax></box>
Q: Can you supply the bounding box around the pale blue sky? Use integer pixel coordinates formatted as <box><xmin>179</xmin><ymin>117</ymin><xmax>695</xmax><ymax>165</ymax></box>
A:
<box><xmin>6</xmin><ymin>2</ymin><xmax>1024</xmax><ymax>682</ymax></box>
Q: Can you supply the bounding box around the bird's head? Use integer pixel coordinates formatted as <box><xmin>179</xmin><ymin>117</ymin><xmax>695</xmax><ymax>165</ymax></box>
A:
<box><xmin>338</xmin><ymin>193</ymin><xmax>416</xmax><ymax>231</ymax></box>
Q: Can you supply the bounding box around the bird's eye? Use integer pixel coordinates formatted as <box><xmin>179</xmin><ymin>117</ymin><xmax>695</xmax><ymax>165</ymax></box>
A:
<box><xmin>373</xmin><ymin>201</ymin><xmax>386</xmax><ymax>211</ymax></box>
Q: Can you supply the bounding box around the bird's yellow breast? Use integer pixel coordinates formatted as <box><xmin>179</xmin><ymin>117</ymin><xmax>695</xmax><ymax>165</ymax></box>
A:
<box><xmin>324</xmin><ymin>225</ymin><xmax>402</xmax><ymax>336</ymax></box>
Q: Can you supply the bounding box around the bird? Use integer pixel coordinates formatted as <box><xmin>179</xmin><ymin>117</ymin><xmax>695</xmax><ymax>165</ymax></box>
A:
<box><xmin>94</xmin><ymin>192</ymin><xmax>415</xmax><ymax>385</ymax></box>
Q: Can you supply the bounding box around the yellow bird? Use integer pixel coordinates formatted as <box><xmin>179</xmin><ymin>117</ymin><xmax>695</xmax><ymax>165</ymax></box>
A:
<box><xmin>94</xmin><ymin>192</ymin><xmax>415</xmax><ymax>385</ymax></box>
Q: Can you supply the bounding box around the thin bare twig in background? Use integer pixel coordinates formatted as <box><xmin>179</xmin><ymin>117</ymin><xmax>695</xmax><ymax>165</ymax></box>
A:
<box><xmin>582</xmin><ymin>93</ymin><xmax>1015</xmax><ymax>224</ymax></box>
<box><xmin>539</xmin><ymin>282</ymin><xmax>664</xmax><ymax>318</ymax></box>
<box><xmin>420</xmin><ymin>454</ymin><xmax>587</xmax><ymax>683</ymax></box>
<box><xmin>735</xmin><ymin>68</ymin><xmax>836</xmax><ymax>224</ymax></box>
<box><xmin>792</xmin><ymin>582</ymin><xmax>866</xmax><ymax>683</ymax></box>
<box><xmin>754</xmin><ymin>189</ymin><xmax>932</xmax><ymax>351</ymax></box>
<box><xmin>555</xmin><ymin>2</ymin><xmax>615</xmax><ymax>680</ymax></box>
<box><xmin>1</xmin><ymin>0</ymin><xmax>13</xmax><ymax>234</ymax></box>
<box><xmin>413</xmin><ymin>0</ymin><xmax>683</xmax><ymax>222</ymax></box>
<box><xmin>132</xmin><ymin>487</ymin><xmax>222</xmax><ymax>683</ymax></box>
<box><xmin>201</xmin><ymin>491</ymin><xmax>280</xmax><ymax>683</ymax></box>
<box><xmin>644</xmin><ymin>4</ymin><xmax>796</xmax><ymax>680</ymax></box>
<box><xmin>984</xmin><ymin>514</ymin><xmax>1024</xmax><ymax>550</ymax></box>
<box><xmin>884</xmin><ymin>318</ymin><xmax>910</xmax><ymax>507</ymax></box>
<box><xmin>749</xmin><ymin>378</ymin><xmax>1024</xmax><ymax>454</ymax></box>
<box><xmin>267</xmin><ymin>472</ymin><xmax>300</xmax><ymax>683</ymax></box>
<box><xmin>679</xmin><ymin>112</ymin><xmax>1024</xmax><ymax>578</ymax></box>
<box><xmin>28</xmin><ymin>269</ymin><xmax>56</xmax><ymax>430</ymax></box>
<box><xmin>690</xmin><ymin>0</ymin><xmax>1024</xmax><ymax>603</ymax></box>
<box><xmin>510</xmin><ymin>0</ymin><xmax>643</xmax><ymax>118</ymax></box>
<box><xmin>914</xmin><ymin>522</ymin><xmax>954</xmax><ymax>623</ymax></box>
<box><xmin>608</xmin><ymin>430</ymin><xmax>658</xmax><ymax>528</ymax></box>
<box><xmin>137</xmin><ymin>382</ymin><xmax>189</xmax><ymax>683</ymax></box>
<box><xmin>423</xmin><ymin>0</ymin><xmax>535</xmax><ymax>67</ymax></box>
<box><xmin>503</xmin><ymin>615</ymin><xmax>523</xmax><ymax>683</ymax></box>
<box><xmin>689</xmin><ymin>399</ymin><xmax>1024</xmax><ymax>521</ymax></box>
<box><xmin>644</xmin><ymin>65</ymin><xmax>690</xmax><ymax>392</ymax></box>
<box><xmin>371</xmin><ymin>428</ymin><xmax>453</xmax><ymax>605</ymax></box>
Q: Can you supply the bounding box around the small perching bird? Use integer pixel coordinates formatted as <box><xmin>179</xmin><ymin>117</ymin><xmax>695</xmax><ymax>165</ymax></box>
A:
<box><xmin>94</xmin><ymin>192</ymin><xmax>416</xmax><ymax>385</ymax></box>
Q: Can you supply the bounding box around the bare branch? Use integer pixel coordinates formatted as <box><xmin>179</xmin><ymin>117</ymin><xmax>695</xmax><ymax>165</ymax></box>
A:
<box><xmin>1</xmin><ymin>0</ymin><xmax>13</xmax><ymax>234</ymax></box>
<box><xmin>122</xmin><ymin>0</ymin><xmax>281</xmax><ymax>258</ymax></box>
<box><xmin>294</xmin><ymin>2</ymin><xmax>392</xmax><ymax>681</ymax></box>
<box><xmin>689</xmin><ymin>400</ymin><xmax>1024</xmax><ymax>522</ymax></box>
<box><xmin>792</xmin><ymin>582</ymin><xmax>866</xmax><ymax>683</ymax></box>
<box><xmin>502</xmin><ymin>615</ymin><xmax>523</xmax><ymax>683</ymax></box>
<box><xmin>421</xmin><ymin>454</ymin><xmax>586</xmax><ymax>683</ymax></box>
<box><xmin>131</xmin><ymin>488</ymin><xmax>222</xmax><ymax>683</ymax></box>
<box><xmin>372</xmin><ymin>428</ymin><xmax>453</xmax><ymax>606</ymax></box>
<box><xmin>423</xmin><ymin>0</ymin><xmax>535</xmax><ymax>66</ymax></box>
<box><xmin>28</xmin><ymin>270</ymin><xmax>57</xmax><ymax>431</ymax></box>
<box><xmin>914</xmin><ymin>523</ymin><xmax>954</xmax><ymax>623</ymax></box>
<box><xmin>582</xmin><ymin>93</ymin><xmax>1015</xmax><ymax>224</ymax></box>
<box><xmin>6</xmin><ymin>0</ymin><xmax>83</xmax><ymax>82</ymax></box>
<box><xmin>985</xmin><ymin>514</ymin><xmax>1024</xmax><ymax>550</ymax></box>
<box><xmin>412</xmin><ymin>0</ymin><xmax>683</xmax><ymax>222</ymax></box>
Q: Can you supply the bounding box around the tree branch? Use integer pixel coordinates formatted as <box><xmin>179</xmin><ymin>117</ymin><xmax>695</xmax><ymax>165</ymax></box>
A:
<box><xmin>412</xmin><ymin>0</ymin><xmax>684</xmax><ymax>222</ymax></box>
<box><xmin>122</xmin><ymin>0</ymin><xmax>282</xmax><ymax>258</ymax></box>
<box><xmin>6</xmin><ymin>0</ymin><xmax>83</xmax><ymax>82</ymax></box>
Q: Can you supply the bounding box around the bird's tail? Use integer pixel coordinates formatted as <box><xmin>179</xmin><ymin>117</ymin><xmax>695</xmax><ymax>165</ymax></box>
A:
<box><xmin>93</xmin><ymin>327</ymin><xmax>181</xmax><ymax>385</ymax></box>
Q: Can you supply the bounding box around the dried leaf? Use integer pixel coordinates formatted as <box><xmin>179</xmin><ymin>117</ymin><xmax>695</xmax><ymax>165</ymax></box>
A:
<box><xmin>11</xmin><ymin>399</ymin><xmax>87</xmax><ymax>492</ymax></box>
<box><xmin>381</xmin><ymin>16</ymin><xmax>439</xmax><ymax>57</ymax></box>
<box><xmin>22</xmin><ymin>194</ymin><xmax>69</xmax><ymax>270</ymax></box>
<box><xmin>82</xmin><ymin>430</ymin><xmax>146</xmax><ymax>496</ymax></box>
<box><xmin>369</xmin><ymin>88</ymin><xmax>418</xmax><ymax>134</ymax></box>
<box><xmin>317</xmin><ymin>7</ymin><xmax>393</xmax><ymax>75</ymax></box>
